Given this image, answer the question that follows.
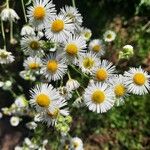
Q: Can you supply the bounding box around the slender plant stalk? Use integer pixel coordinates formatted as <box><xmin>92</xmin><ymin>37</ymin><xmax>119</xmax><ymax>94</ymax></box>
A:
<box><xmin>10</xmin><ymin>19</ymin><xmax>13</xmax><ymax>40</ymax></box>
<box><xmin>72</xmin><ymin>0</ymin><xmax>76</xmax><ymax>7</ymax></box>
<box><xmin>1</xmin><ymin>20</ymin><xmax>6</xmax><ymax>49</ymax></box>
<box><xmin>6</xmin><ymin>0</ymin><xmax>9</xmax><ymax>8</ymax></box>
<box><xmin>21</xmin><ymin>0</ymin><xmax>27</xmax><ymax>23</ymax></box>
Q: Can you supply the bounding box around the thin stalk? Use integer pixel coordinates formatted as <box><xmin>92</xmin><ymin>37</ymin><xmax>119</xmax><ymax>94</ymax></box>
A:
<box><xmin>72</xmin><ymin>0</ymin><xmax>76</xmax><ymax>7</ymax></box>
<box><xmin>1</xmin><ymin>20</ymin><xmax>6</xmax><ymax>49</ymax></box>
<box><xmin>10</xmin><ymin>19</ymin><xmax>13</xmax><ymax>40</ymax></box>
<box><xmin>21</xmin><ymin>0</ymin><xmax>27</xmax><ymax>23</ymax></box>
<box><xmin>6</xmin><ymin>0</ymin><xmax>9</xmax><ymax>8</ymax></box>
<box><xmin>67</xmin><ymin>72</ymin><xmax>71</xmax><ymax>80</ymax></box>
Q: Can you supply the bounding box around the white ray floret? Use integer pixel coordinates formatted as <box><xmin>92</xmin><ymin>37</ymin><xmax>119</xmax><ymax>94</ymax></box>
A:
<box><xmin>41</xmin><ymin>53</ymin><xmax>67</xmax><ymax>81</ymax></box>
<box><xmin>89</xmin><ymin>39</ymin><xmax>105</xmax><ymax>56</ymax></box>
<box><xmin>38</xmin><ymin>98</ymin><xmax>69</xmax><ymax>126</ymax></box>
<box><xmin>103</xmin><ymin>30</ymin><xmax>116</xmax><ymax>42</ymax></box>
<box><xmin>21</xmin><ymin>35</ymin><xmax>43</xmax><ymax>56</ymax></box>
<box><xmin>84</xmin><ymin>82</ymin><xmax>115</xmax><ymax>113</ymax></box>
<box><xmin>0</xmin><ymin>49</ymin><xmax>14</xmax><ymax>64</ymax></box>
<box><xmin>27</xmin><ymin>0</ymin><xmax>56</xmax><ymax>30</ymax></box>
<box><xmin>62</xmin><ymin>35</ymin><xmax>86</xmax><ymax>63</ymax></box>
<box><xmin>92</xmin><ymin>59</ymin><xmax>116</xmax><ymax>82</ymax></box>
<box><xmin>124</xmin><ymin>67</ymin><xmax>150</xmax><ymax>95</ymax></box>
<box><xmin>60</xmin><ymin>6</ymin><xmax>83</xmax><ymax>27</ymax></box>
<box><xmin>70</xmin><ymin>137</ymin><xmax>84</xmax><ymax>150</ymax></box>
<box><xmin>30</xmin><ymin>83</ymin><xmax>61</xmax><ymax>112</ymax></box>
<box><xmin>23</xmin><ymin>56</ymin><xmax>42</xmax><ymax>71</ymax></box>
<box><xmin>108</xmin><ymin>75</ymin><xmax>128</xmax><ymax>106</ymax></box>
<box><xmin>45</xmin><ymin>14</ymin><xmax>75</xmax><ymax>43</ymax></box>
<box><xmin>21</xmin><ymin>25</ymin><xmax>35</xmax><ymax>36</ymax></box>
<box><xmin>78</xmin><ymin>52</ymin><xmax>100</xmax><ymax>74</ymax></box>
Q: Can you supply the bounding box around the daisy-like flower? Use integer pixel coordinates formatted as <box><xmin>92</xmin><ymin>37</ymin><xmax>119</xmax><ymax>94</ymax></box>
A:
<box><xmin>92</xmin><ymin>59</ymin><xmax>116</xmax><ymax>82</ymax></box>
<box><xmin>60</xmin><ymin>6</ymin><xmax>83</xmax><ymax>27</ymax></box>
<box><xmin>41</xmin><ymin>53</ymin><xmax>67</xmax><ymax>81</ymax></box>
<box><xmin>27</xmin><ymin>0</ymin><xmax>56</xmax><ymax>30</ymax></box>
<box><xmin>78</xmin><ymin>52</ymin><xmax>100</xmax><ymax>74</ymax></box>
<box><xmin>38</xmin><ymin>98</ymin><xmax>69</xmax><ymax>126</ymax></box>
<box><xmin>10</xmin><ymin>116</ymin><xmax>20</xmax><ymax>126</ymax></box>
<box><xmin>1</xmin><ymin>8</ymin><xmax>19</xmax><ymax>21</ymax></box>
<box><xmin>23</xmin><ymin>56</ymin><xmax>42</xmax><ymax>71</ymax></box>
<box><xmin>58</xmin><ymin>86</ymin><xmax>73</xmax><ymax>100</ymax></box>
<box><xmin>80</xmin><ymin>27</ymin><xmax>92</xmax><ymax>41</ymax></box>
<box><xmin>45</xmin><ymin>14</ymin><xmax>75</xmax><ymax>43</ymax></box>
<box><xmin>63</xmin><ymin>35</ymin><xmax>86</xmax><ymax>63</ymax></box>
<box><xmin>66</xmin><ymin>78</ymin><xmax>80</xmax><ymax>91</ymax></box>
<box><xmin>108</xmin><ymin>75</ymin><xmax>128</xmax><ymax>106</ymax></box>
<box><xmin>30</xmin><ymin>83</ymin><xmax>61</xmax><ymax>112</ymax></box>
<box><xmin>70</xmin><ymin>137</ymin><xmax>84</xmax><ymax>150</ymax></box>
<box><xmin>124</xmin><ymin>67</ymin><xmax>150</xmax><ymax>95</ymax></box>
<box><xmin>21</xmin><ymin>25</ymin><xmax>35</xmax><ymax>36</ymax></box>
<box><xmin>0</xmin><ymin>49</ymin><xmax>14</xmax><ymax>64</ymax></box>
<box><xmin>89</xmin><ymin>39</ymin><xmax>105</xmax><ymax>56</ymax></box>
<box><xmin>84</xmin><ymin>82</ymin><xmax>115</xmax><ymax>113</ymax></box>
<box><xmin>103</xmin><ymin>30</ymin><xmax>116</xmax><ymax>42</ymax></box>
<box><xmin>21</xmin><ymin>35</ymin><xmax>43</xmax><ymax>56</ymax></box>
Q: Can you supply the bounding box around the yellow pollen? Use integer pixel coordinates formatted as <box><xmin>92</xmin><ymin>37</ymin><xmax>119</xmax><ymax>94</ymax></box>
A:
<box><xmin>30</xmin><ymin>41</ymin><xmax>40</xmax><ymax>50</ymax></box>
<box><xmin>0</xmin><ymin>52</ymin><xmax>8</xmax><ymax>58</ymax></box>
<box><xmin>92</xmin><ymin>90</ymin><xmax>105</xmax><ymax>104</ymax></box>
<box><xmin>51</xmin><ymin>19</ymin><xmax>64</xmax><ymax>32</ymax></box>
<box><xmin>47</xmin><ymin>60</ymin><xmax>58</xmax><ymax>73</ymax></box>
<box><xmin>36</xmin><ymin>94</ymin><xmax>51</xmax><ymax>107</ymax></box>
<box><xmin>114</xmin><ymin>84</ymin><xmax>126</xmax><ymax>97</ymax></box>
<box><xmin>92</xmin><ymin>45</ymin><xmax>101</xmax><ymax>52</ymax></box>
<box><xmin>133</xmin><ymin>73</ymin><xmax>146</xmax><ymax>85</ymax></box>
<box><xmin>73</xmin><ymin>142</ymin><xmax>79</xmax><ymax>148</ymax></box>
<box><xmin>66</xmin><ymin>44</ymin><xmax>78</xmax><ymax>56</ymax></box>
<box><xmin>83</xmin><ymin>57</ymin><xmax>94</xmax><ymax>69</ymax></box>
<box><xmin>47</xmin><ymin>108</ymin><xmax>59</xmax><ymax>119</ymax></box>
<box><xmin>33</xmin><ymin>6</ymin><xmax>45</xmax><ymax>20</ymax></box>
<box><xmin>29</xmin><ymin>63</ymin><xmax>39</xmax><ymax>69</ymax></box>
<box><xmin>107</xmin><ymin>34</ymin><xmax>112</xmax><ymax>39</ymax></box>
<box><xmin>96</xmin><ymin>68</ymin><xmax>108</xmax><ymax>81</ymax></box>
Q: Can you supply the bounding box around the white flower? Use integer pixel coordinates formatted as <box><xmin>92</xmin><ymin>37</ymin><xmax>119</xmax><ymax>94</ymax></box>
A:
<box><xmin>0</xmin><ymin>81</ymin><xmax>4</xmax><ymax>87</ymax></box>
<box><xmin>108</xmin><ymin>75</ymin><xmax>128</xmax><ymax>106</ymax></box>
<box><xmin>38</xmin><ymin>98</ymin><xmax>69</xmax><ymax>126</ymax></box>
<box><xmin>89</xmin><ymin>39</ymin><xmax>105</xmax><ymax>56</ymax></box>
<box><xmin>62</xmin><ymin>35</ymin><xmax>86</xmax><ymax>63</ymax></box>
<box><xmin>123</xmin><ymin>45</ymin><xmax>133</xmax><ymax>52</ymax></box>
<box><xmin>41</xmin><ymin>53</ymin><xmax>67</xmax><ymax>81</ymax></box>
<box><xmin>78</xmin><ymin>52</ymin><xmax>100</xmax><ymax>74</ymax></box>
<box><xmin>30</xmin><ymin>83</ymin><xmax>62</xmax><ymax>112</ymax></box>
<box><xmin>23</xmin><ymin>56</ymin><xmax>42</xmax><ymax>71</ymax></box>
<box><xmin>92</xmin><ymin>59</ymin><xmax>116</xmax><ymax>82</ymax></box>
<box><xmin>15</xmin><ymin>95</ymin><xmax>28</xmax><ymax>108</ymax></box>
<box><xmin>14</xmin><ymin>146</ymin><xmax>23</xmax><ymax>150</ymax></box>
<box><xmin>26</xmin><ymin>121</ymin><xmax>37</xmax><ymax>130</ymax></box>
<box><xmin>58</xmin><ymin>86</ymin><xmax>73</xmax><ymax>100</ymax></box>
<box><xmin>66</xmin><ymin>79</ymin><xmax>80</xmax><ymax>91</ymax></box>
<box><xmin>1</xmin><ymin>8</ymin><xmax>19</xmax><ymax>21</ymax></box>
<box><xmin>27</xmin><ymin>0</ymin><xmax>56</xmax><ymax>30</ymax></box>
<box><xmin>103</xmin><ymin>30</ymin><xmax>116</xmax><ymax>42</ymax></box>
<box><xmin>84</xmin><ymin>82</ymin><xmax>115</xmax><ymax>113</ymax></box>
<box><xmin>0</xmin><ymin>49</ymin><xmax>14</xmax><ymax>64</ymax></box>
<box><xmin>19</xmin><ymin>70</ymin><xmax>36</xmax><ymax>81</ymax></box>
<box><xmin>10</xmin><ymin>116</ymin><xmax>20</xmax><ymax>126</ymax></box>
<box><xmin>21</xmin><ymin>35</ymin><xmax>43</xmax><ymax>56</ymax></box>
<box><xmin>45</xmin><ymin>14</ymin><xmax>75</xmax><ymax>43</ymax></box>
<box><xmin>21</xmin><ymin>25</ymin><xmax>35</xmax><ymax>36</ymax></box>
<box><xmin>4</xmin><ymin>80</ymin><xmax>12</xmax><ymax>88</ymax></box>
<box><xmin>80</xmin><ymin>27</ymin><xmax>92</xmax><ymax>41</ymax></box>
<box><xmin>60</xmin><ymin>6</ymin><xmax>83</xmax><ymax>27</ymax></box>
<box><xmin>70</xmin><ymin>137</ymin><xmax>84</xmax><ymax>150</ymax></box>
<box><xmin>124</xmin><ymin>67</ymin><xmax>150</xmax><ymax>95</ymax></box>
<box><xmin>0</xmin><ymin>112</ymin><xmax>3</xmax><ymax>119</ymax></box>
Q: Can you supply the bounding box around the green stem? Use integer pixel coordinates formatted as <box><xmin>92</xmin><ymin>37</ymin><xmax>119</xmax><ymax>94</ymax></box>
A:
<box><xmin>10</xmin><ymin>19</ymin><xmax>13</xmax><ymax>40</ymax></box>
<box><xmin>67</xmin><ymin>72</ymin><xmax>71</xmax><ymax>80</ymax></box>
<box><xmin>72</xmin><ymin>0</ymin><xmax>76</xmax><ymax>7</ymax></box>
<box><xmin>70</xmin><ymin>65</ymin><xmax>90</xmax><ymax>79</ymax></box>
<box><xmin>21</xmin><ymin>0</ymin><xmax>27</xmax><ymax>23</ymax></box>
<box><xmin>6</xmin><ymin>0</ymin><xmax>9</xmax><ymax>8</ymax></box>
<box><xmin>1</xmin><ymin>20</ymin><xmax>6</xmax><ymax>49</ymax></box>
